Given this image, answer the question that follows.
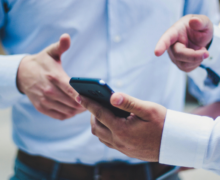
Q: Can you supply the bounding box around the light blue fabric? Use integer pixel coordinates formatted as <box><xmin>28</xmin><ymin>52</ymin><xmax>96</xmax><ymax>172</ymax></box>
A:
<box><xmin>0</xmin><ymin>0</ymin><xmax>219</xmax><ymax>164</ymax></box>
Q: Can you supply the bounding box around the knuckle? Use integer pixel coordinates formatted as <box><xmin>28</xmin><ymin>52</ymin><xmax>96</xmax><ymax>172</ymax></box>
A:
<box><xmin>124</xmin><ymin>100</ymin><xmax>135</xmax><ymax>112</ymax></box>
<box><xmin>145</xmin><ymin>106</ymin><xmax>158</xmax><ymax>119</ymax></box>
<box><xmin>98</xmin><ymin>138</ymin><xmax>103</xmax><ymax>143</ymax></box>
<box><xmin>91</xmin><ymin>125</ymin><xmax>96</xmax><ymax>135</ymax></box>
<box><xmin>35</xmin><ymin>103</ymin><xmax>43</xmax><ymax>112</ymax></box>
<box><xmin>43</xmin><ymin>86</ymin><xmax>54</xmax><ymax>96</ymax></box>
<box><xmin>94</xmin><ymin>108</ymin><xmax>102</xmax><ymax>120</ymax></box>
<box><xmin>192</xmin><ymin>56</ymin><xmax>201</xmax><ymax>62</ymax></box>
<box><xmin>179</xmin><ymin>62</ymin><xmax>189</xmax><ymax>69</ymax></box>
<box><xmin>66</xmin><ymin>86</ymin><xmax>75</xmax><ymax>96</ymax></box>
<box><xmin>114</xmin><ymin>142</ymin><xmax>125</xmax><ymax>150</ymax></box>
<box><xmin>185</xmin><ymin>67</ymin><xmax>196</xmax><ymax>73</ymax></box>
<box><xmin>173</xmin><ymin>48</ymin><xmax>182</xmax><ymax>57</ymax></box>
<box><xmin>68</xmin><ymin>109</ymin><xmax>77</xmax><ymax>115</ymax></box>
<box><xmin>58</xmin><ymin>115</ymin><xmax>66</xmax><ymax>120</ymax></box>
<box><xmin>170</xmin><ymin>58</ymin><xmax>176</xmax><ymax>65</ymax></box>
<box><xmin>174</xmin><ymin>52</ymin><xmax>184</xmax><ymax>61</ymax></box>
<box><xmin>105</xmin><ymin>143</ymin><xmax>113</xmax><ymax>149</ymax></box>
<box><xmin>39</xmin><ymin>97</ymin><xmax>48</xmax><ymax>105</ymax></box>
<box><xmin>90</xmin><ymin>118</ymin><xmax>97</xmax><ymax>135</ymax></box>
<box><xmin>82</xmin><ymin>100</ymin><xmax>89</xmax><ymax>109</ymax></box>
<box><xmin>164</xmin><ymin>41</ymin><xmax>171</xmax><ymax>50</ymax></box>
<box><xmin>177</xmin><ymin>65</ymin><xmax>185</xmax><ymax>72</ymax></box>
<box><xmin>114</xmin><ymin>122</ymin><xmax>126</xmax><ymax>138</ymax></box>
<box><xmin>46</xmin><ymin>74</ymin><xmax>59</xmax><ymax>84</ymax></box>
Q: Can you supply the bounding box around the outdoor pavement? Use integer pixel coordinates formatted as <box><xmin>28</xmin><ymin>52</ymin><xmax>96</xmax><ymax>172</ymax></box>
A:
<box><xmin>0</xmin><ymin>105</ymin><xmax>220</xmax><ymax>180</ymax></box>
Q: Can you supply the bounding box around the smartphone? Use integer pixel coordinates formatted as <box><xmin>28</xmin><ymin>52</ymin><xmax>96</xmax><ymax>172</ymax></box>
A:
<box><xmin>69</xmin><ymin>77</ymin><xmax>130</xmax><ymax>118</ymax></box>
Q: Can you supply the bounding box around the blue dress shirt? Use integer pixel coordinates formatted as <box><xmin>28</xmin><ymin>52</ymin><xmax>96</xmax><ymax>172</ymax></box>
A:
<box><xmin>0</xmin><ymin>0</ymin><xmax>219</xmax><ymax>164</ymax></box>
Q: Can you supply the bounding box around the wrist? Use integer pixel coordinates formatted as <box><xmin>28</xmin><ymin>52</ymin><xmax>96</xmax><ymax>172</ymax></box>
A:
<box><xmin>155</xmin><ymin>105</ymin><xmax>167</xmax><ymax>162</ymax></box>
<box><xmin>16</xmin><ymin>55</ymin><xmax>32</xmax><ymax>94</ymax></box>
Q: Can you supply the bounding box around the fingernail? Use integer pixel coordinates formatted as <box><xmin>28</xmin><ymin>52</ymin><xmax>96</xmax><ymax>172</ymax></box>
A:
<box><xmin>203</xmin><ymin>53</ymin><xmax>209</xmax><ymax>59</ymax></box>
<box><xmin>75</xmin><ymin>95</ymin><xmax>81</xmax><ymax>104</ymax></box>
<box><xmin>112</xmin><ymin>94</ymin><xmax>123</xmax><ymax>106</ymax></box>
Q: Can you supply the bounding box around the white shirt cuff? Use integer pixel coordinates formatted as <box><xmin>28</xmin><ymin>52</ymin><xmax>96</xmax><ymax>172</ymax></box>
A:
<box><xmin>0</xmin><ymin>54</ymin><xmax>26</xmax><ymax>107</ymax></box>
<box><xmin>159</xmin><ymin>110</ymin><xmax>214</xmax><ymax>168</ymax></box>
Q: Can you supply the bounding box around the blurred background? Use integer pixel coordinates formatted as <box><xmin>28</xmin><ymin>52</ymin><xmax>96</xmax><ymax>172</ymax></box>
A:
<box><xmin>1</xmin><ymin>3</ymin><xmax>220</xmax><ymax>180</ymax></box>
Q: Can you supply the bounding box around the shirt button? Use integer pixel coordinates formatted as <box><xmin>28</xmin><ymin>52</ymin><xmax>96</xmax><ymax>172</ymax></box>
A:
<box><xmin>116</xmin><ymin>81</ymin><xmax>122</xmax><ymax>88</ymax></box>
<box><xmin>209</xmin><ymin>56</ymin><xmax>213</xmax><ymax>61</ymax></box>
<box><xmin>113</xmin><ymin>35</ymin><xmax>121</xmax><ymax>43</ymax></box>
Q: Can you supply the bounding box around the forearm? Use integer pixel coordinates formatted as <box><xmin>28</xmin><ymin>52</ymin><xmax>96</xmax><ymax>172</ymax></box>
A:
<box><xmin>0</xmin><ymin>54</ymin><xmax>26</xmax><ymax>108</ymax></box>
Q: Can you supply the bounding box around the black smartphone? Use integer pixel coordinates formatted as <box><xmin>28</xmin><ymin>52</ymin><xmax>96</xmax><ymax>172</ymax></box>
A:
<box><xmin>69</xmin><ymin>77</ymin><xmax>130</xmax><ymax>118</ymax></box>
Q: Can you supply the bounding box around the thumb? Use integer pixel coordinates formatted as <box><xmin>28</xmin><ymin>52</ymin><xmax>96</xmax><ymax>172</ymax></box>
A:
<box><xmin>110</xmin><ymin>93</ymin><xmax>156</xmax><ymax>119</ymax></box>
<box><xmin>189</xmin><ymin>15</ymin><xmax>212</xmax><ymax>31</ymax></box>
<box><xmin>47</xmin><ymin>33</ymin><xmax>71</xmax><ymax>60</ymax></box>
<box><xmin>189</xmin><ymin>15</ymin><xmax>213</xmax><ymax>47</ymax></box>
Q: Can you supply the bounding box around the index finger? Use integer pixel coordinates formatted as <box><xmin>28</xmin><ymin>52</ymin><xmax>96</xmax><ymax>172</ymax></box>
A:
<box><xmin>79</xmin><ymin>95</ymin><xmax>119</xmax><ymax>130</ymax></box>
<box><xmin>154</xmin><ymin>26</ymin><xmax>179</xmax><ymax>57</ymax></box>
<box><xmin>47</xmin><ymin>73</ymin><xmax>83</xmax><ymax>108</ymax></box>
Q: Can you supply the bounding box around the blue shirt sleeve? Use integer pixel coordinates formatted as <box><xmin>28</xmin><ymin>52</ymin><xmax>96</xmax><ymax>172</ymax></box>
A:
<box><xmin>0</xmin><ymin>54</ymin><xmax>26</xmax><ymax>108</ymax></box>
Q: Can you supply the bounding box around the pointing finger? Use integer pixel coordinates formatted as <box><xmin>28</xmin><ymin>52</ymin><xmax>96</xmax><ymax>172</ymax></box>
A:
<box><xmin>155</xmin><ymin>26</ymin><xmax>179</xmax><ymax>57</ymax></box>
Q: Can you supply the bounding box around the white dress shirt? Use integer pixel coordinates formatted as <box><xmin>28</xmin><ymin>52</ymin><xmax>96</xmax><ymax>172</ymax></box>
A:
<box><xmin>0</xmin><ymin>0</ymin><xmax>219</xmax><ymax>164</ymax></box>
<box><xmin>160</xmin><ymin>25</ymin><xmax>220</xmax><ymax>175</ymax></box>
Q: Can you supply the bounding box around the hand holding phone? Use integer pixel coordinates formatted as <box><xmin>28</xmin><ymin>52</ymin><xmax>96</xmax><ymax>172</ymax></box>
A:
<box><xmin>69</xmin><ymin>78</ymin><xmax>130</xmax><ymax>118</ymax></box>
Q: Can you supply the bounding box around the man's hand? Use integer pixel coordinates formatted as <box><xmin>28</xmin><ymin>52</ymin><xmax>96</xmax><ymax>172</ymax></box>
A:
<box><xmin>17</xmin><ymin>34</ymin><xmax>86</xmax><ymax>120</ymax></box>
<box><xmin>77</xmin><ymin>93</ymin><xmax>167</xmax><ymax>162</ymax></box>
<box><xmin>155</xmin><ymin>15</ymin><xmax>213</xmax><ymax>72</ymax></box>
